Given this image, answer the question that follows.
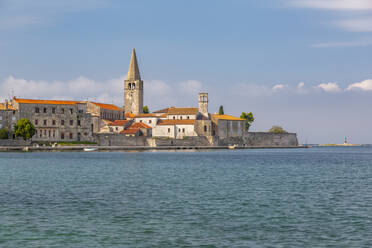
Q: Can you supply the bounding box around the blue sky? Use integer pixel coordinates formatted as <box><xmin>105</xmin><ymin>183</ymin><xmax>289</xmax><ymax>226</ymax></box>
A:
<box><xmin>1</xmin><ymin>0</ymin><xmax>372</xmax><ymax>144</ymax></box>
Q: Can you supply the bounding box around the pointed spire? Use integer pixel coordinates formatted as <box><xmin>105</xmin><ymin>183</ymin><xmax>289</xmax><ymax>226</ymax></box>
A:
<box><xmin>126</xmin><ymin>48</ymin><xmax>141</xmax><ymax>81</ymax></box>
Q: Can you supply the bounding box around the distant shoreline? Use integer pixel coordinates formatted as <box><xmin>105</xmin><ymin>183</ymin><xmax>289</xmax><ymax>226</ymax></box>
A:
<box><xmin>0</xmin><ymin>145</ymin><xmax>309</xmax><ymax>152</ymax></box>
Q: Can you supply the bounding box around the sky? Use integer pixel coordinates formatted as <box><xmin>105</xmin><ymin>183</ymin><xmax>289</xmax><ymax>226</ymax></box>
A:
<box><xmin>1</xmin><ymin>0</ymin><xmax>372</xmax><ymax>144</ymax></box>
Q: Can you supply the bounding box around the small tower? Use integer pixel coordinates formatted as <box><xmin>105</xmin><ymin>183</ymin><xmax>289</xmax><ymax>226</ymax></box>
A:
<box><xmin>198</xmin><ymin>93</ymin><xmax>208</xmax><ymax>117</ymax></box>
<box><xmin>124</xmin><ymin>48</ymin><xmax>144</xmax><ymax>114</ymax></box>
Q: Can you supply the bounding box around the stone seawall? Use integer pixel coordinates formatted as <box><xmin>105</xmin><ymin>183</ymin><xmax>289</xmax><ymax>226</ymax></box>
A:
<box><xmin>153</xmin><ymin>137</ymin><xmax>211</xmax><ymax>147</ymax></box>
<box><xmin>93</xmin><ymin>132</ymin><xmax>298</xmax><ymax>147</ymax></box>
<box><xmin>217</xmin><ymin>132</ymin><xmax>298</xmax><ymax>147</ymax></box>
<box><xmin>0</xmin><ymin>139</ymin><xmax>31</xmax><ymax>147</ymax></box>
<box><xmin>94</xmin><ymin>134</ymin><xmax>146</xmax><ymax>146</ymax></box>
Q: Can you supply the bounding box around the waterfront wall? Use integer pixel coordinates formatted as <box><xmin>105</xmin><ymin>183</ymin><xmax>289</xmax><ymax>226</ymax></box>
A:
<box><xmin>0</xmin><ymin>139</ymin><xmax>31</xmax><ymax>147</ymax></box>
<box><xmin>153</xmin><ymin>137</ymin><xmax>211</xmax><ymax>147</ymax></box>
<box><xmin>94</xmin><ymin>134</ymin><xmax>146</xmax><ymax>146</ymax></box>
<box><xmin>93</xmin><ymin>132</ymin><xmax>298</xmax><ymax>147</ymax></box>
<box><xmin>216</xmin><ymin>132</ymin><xmax>298</xmax><ymax>147</ymax></box>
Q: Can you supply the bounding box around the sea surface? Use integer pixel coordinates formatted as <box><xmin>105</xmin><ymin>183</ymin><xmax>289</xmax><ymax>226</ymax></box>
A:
<box><xmin>0</xmin><ymin>147</ymin><xmax>372</xmax><ymax>247</ymax></box>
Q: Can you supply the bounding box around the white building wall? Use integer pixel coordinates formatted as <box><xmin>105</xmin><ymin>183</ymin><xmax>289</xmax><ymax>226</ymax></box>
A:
<box><xmin>152</xmin><ymin>125</ymin><xmax>175</xmax><ymax>138</ymax></box>
<box><xmin>167</xmin><ymin>114</ymin><xmax>196</xmax><ymax>120</ymax></box>
<box><xmin>175</xmin><ymin>124</ymin><xmax>197</xmax><ymax>139</ymax></box>
<box><xmin>134</xmin><ymin>117</ymin><xmax>158</xmax><ymax>128</ymax></box>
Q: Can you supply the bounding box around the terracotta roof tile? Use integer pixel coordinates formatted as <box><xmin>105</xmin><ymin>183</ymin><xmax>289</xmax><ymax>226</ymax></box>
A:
<box><xmin>158</xmin><ymin>119</ymin><xmax>195</xmax><ymax>126</ymax></box>
<box><xmin>108</xmin><ymin>120</ymin><xmax>129</xmax><ymax>126</ymax></box>
<box><xmin>153</xmin><ymin>107</ymin><xmax>169</xmax><ymax>113</ymax></box>
<box><xmin>120</xmin><ymin>128</ymin><xmax>140</xmax><ymax>134</ymax></box>
<box><xmin>134</xmin><ymin>113</ymin><xmax>159</xmax><ymax>118</ymax></box>
<box><xmin>129</xmin><ymin>122</ymin><xmax>152</xmax><ymax>129</ymax></box>
<box><xmin>14</xmin><ymin>98</ymin><xmax>80</xmax><ymax>105</ymax></box>
<box><xmin>91</xmin><ymin>102</ymin><xmax>122</xmax><ymax>111</ymax></box>
<box><xmin>212</xmin><ymin>114</ymin><xmax>245</xmax><ymax>121</ymax></box>
<box><xmin>167</xmin><ymin>107</ymin><xmax>198</xmax><ymax>115</ymax></box>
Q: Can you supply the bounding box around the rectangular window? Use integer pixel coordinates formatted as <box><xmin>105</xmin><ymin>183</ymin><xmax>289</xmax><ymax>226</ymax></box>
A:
<box><xmin>43</xmin><ymin>108</ymin><xmax>47</xmax><ymax>113</ymax></box>
<box><xmin>35</xmin><ymin>107</ymin><xmax>39</xmax><ymax>113</ymax></box>
<box><xmin>48</xmin><ymin>130</ymin><xmax>51</xmax><ymax>137</ymax></box>
<box><xmin>149</xmin><ymin>120</ymin><xmax>152</xmax><ymax>124</ymax></box>
<box><xmin>52</xmin><ymin>108</ymin><xmax>56</xmax><ymax>114</ymax></box>
<box><xmin>61</xmin><ymin>108</ymin><xmax>65</xmax><ymax>114</ymax></box>
<box><xmin>53</xmin><ymin>130</ymin><xmax>55</xmax><ymax>138</ymax></box>
<box><xmin>52</xmin><ymin>120</ymin><xmax>56</xmax><ymax>125</ymax></box>
<box><xmin>70</xmin><ymin>120</ymin><xmax>73</xmax><ymax>126</ymax></box>
<box><xmin>183</xmin><ymin>128</ymin><xmax>185</xmax><ymax>133</ymax></box>
<box><xmin>69</xmin><ymin>133</ymin><xmax>73</xmax><ymax>139</ymax></box>
<box><xmin>168</xmin><ymin>128</ymin><xmax>170</xmax><ymax>133</ymax></box>
<box><xmin>43</xmin><ymin>120</ymin><xmax>47</xmax><ymax>126</ymax></box>
<box><xmin>35</xmin><ymin>119</ymin><xmax>38</xmax><ymax>125</ymax></box>
<box><xmin>61</xmin><ymin>132</ymin><xmax>65</xmax><ymax>139</ymax></box>
<box><xmin>61</xmin><ymin>120</ymin><xmax>65</xmax><ymax>125</ymax></box>
<box><xmin>70</xmin><ymin>108</ymin><xmax>73</xmax><ymax>114</ymax></box>
<box><xmin>77</xmin><ymin>120</ymin><xmax>81</xmax><ymax>126</ymax></box>
<box><xmin>44</xmin><ymin>130</ymin><xmax>46</xmax><ymax>136</ymax></box>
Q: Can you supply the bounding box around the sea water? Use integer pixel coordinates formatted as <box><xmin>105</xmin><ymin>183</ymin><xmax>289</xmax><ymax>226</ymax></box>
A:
<box><xmin>0</xmin><ymin>147</ymin><xmax>372</xmax><ymax>247</ymax></box>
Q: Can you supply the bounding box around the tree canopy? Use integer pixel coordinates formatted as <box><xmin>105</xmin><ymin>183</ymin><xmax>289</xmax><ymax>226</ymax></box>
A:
<box><xmin>143</xmin><ymin>106</ymin><xmax>149</xmax><ymax>114</ymax></box>
<box><xmin>268</xmin><ymin>126</ymin><xmax>288</xmax><ymax>133</ymax></box>
<box><xmin>240</xmin><ymin>112</ymin><xmax>254</xmax><ymax>131</ymax></box>
<box><xmin>219</xmin><ymin>105</ymin><xmax>224</xmax><ymax>115</ymax></box>
<box><xmin>14</xmin><ymin>118</ymin><xmax>36</xmax><ymax>140</ymax></box>
<box><xmin>0</xmin><ymin>128</ymin><xmax>9</xmax><ymax>139</ymax></box>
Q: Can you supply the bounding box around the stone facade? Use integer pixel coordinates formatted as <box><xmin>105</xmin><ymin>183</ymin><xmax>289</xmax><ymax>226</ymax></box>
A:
<box><xmin>0</xmin><ymin>102</ymin><xmax>17</xmax><ymax>134</ymax></box>
<box><xmin>198</xmin><ymin>93</ymin><xmax>208</xmax><ymax>118</ymax></box>
<box><xmin>124</xmin><ymin>48</ymin><xmax>143</xmax><ymax>115</ymax></box>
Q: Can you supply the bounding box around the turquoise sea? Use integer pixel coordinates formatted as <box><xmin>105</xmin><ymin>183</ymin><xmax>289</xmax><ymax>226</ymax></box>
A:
<box><xmin>0</xmin><ymin>147</ymin><xmax>372</xmax><ymax>247</ymax></box>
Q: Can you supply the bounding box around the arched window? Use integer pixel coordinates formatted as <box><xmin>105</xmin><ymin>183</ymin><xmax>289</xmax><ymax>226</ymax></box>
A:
<box><xmin>128</xmin><ymin>83</ymin><xmax>132</xmax><ymax>89</ymax></box>
<box><xmin>132</xmin><ymin>83</ymin><xmax>136</xmax><ymax>89</ymax></box>
<box><xmin>204</xmin><ymin>125</ymin><xmax>207</xmax><ymax>132</ymax></box>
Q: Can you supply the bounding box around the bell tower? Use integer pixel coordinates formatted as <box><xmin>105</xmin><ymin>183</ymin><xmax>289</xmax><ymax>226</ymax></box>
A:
<box><xmin>198</xmin><ymin>92</ymin><xmax>208</xmax><ymax>117</ymax></box>
<box><xmin>124</xmin><ymin>48</ymin><xmax>143</xmax><ymax>114</ymax></box>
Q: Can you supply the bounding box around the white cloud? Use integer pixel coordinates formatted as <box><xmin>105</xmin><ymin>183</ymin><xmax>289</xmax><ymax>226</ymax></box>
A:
<box><xmin>272</xmin><ymin>84</ymin><xmax>286</xmax><ymax>91</ymax></box>
<box><xmin>291</xmin><ymin>0</ymin><xmax>372</xmax><ymax>11</ymax></box>
<box><xmin>297</xmin><ymin>82</ymin><xmax>305</xmax><ymax>89</ymax></box>
<box><xmin>179</xmin><ymin>80</ymin><xmax>202</xmax><ymax>95</ymax></box>
<box><xmin>346</xmin><ymin>79</ymin><xmax>372</xmax><ymax>91</ymax></box>
<box><xmin>0</xmin><ymin>75</ymin><xmax>204</xmax><ymax>111</ymax></box>
<box><xmin>316</xmin><ymin>82</ymin><xmax>341</xmax><ymax>93</ymax></box>
<box><xmin>336</xmin><ymin>18</ymin><xmax>372</xmax><ymax>32</ymax></box>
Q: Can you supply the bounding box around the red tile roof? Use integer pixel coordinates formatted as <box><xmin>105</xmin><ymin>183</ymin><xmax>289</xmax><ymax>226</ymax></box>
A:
<box><xmin>120</xmin><ymin>128</ymin><xmax>140</xmax><ymax>134</ymax></box>
<box><xmin>129</xmin><ymin>122</ymin><xmax>152</xmax><ymax>129</ymax></box>
<box><xmin>108</xmin><ymin>120</ymin><xmax>129</xmax><ymax>126</ymax></box>
<box><xmin>158</xmin><ymin>119</ymin><xmax>195</xmax><ymax>126</ymax></box>
<box><xmin>14</xmin><ymin>98</ymin><xmax>80</xmax><ymax>105</ymax></box>
<box><xmin>134</xmin><ymin>113</ymin><xmax>159</xmax><ymax>118</ymax></box>
<box><xmin>153</xmin><ymin>107</ymin><xmax>169</xmax><ymax>113</ymax></box>
<box><xmin>13</xmin><ymin>98</ymin><xmax>122</xmax><ymax>111</ymax></box>
<box><xmin>90</xmin><ymin>102</ymin><xmax>122</xmax><ymax>111</ymax></box>
<box><xmin>167</xmin><ymin>107</ymin><xmax>198</xmax><ymax>115</ymax></box>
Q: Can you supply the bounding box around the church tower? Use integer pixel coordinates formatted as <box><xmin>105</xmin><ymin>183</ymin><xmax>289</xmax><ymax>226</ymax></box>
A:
<box><xmin>124</xmin><ymin>48</ymin><xmax>143</xmax><ymax>114</ymax></box>
<box><xmin>198</xmin><ymin>92</ymin><xmax>208</xmax><ymax>117</ymax></box>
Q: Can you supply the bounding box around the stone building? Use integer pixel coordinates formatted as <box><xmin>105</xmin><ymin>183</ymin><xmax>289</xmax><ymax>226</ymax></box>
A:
<box><xmin>0</xmin><ymin>101</ymin><xmax>17</xmax><ymax>134</ymax></box>
<box><xmin>211</xmin><ymin>114</ymin><xmax>245</xmax><ymax>139</ymax></box>
<box><xmin>124</xmin><ymin>48</ymin><xmax>143</xmax><ymax>115</ymax></box>
<box><xmin>10</xmin><ymin>98</ymin><xmax>123</xmax><ymax>142</ymax></box>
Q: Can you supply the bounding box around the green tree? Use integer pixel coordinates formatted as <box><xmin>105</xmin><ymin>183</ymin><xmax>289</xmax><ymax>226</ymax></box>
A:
<box><xmin>219</xmin><ymin>105</ymin><xmax>224</xmax><ymax>115</ymax></box>
<box><xmin>0</xmin><ymin>128</ymin><xmax>9</xmax><ymax>139</ymax></box>
<box><xmin>240</xmin><ymin>112</ymin><xmax>254</xmax><ymax>131</ymax></box>
<box><xmin>14</xmin><ymin>118</ymin><xmax>36</xmax><ymax>140</ymax></box>
<box><xmin>143</xmin><ymin>106</ymin><xmax>149</xmax><ymax>114</ymax></box>
<box><xmin>268</xmin><ymin>126</ymin><xmax>287</xmax><ymax>133</ymax></box>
